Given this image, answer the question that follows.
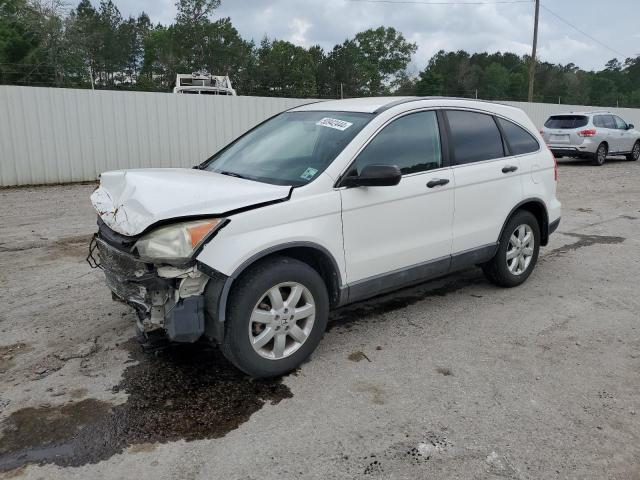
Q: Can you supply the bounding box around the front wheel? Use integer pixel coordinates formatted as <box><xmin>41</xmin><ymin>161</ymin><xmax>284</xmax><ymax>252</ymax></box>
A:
<box><xmin>221</xmin><ymin>256</ymin><xmax>329</xmax><ymax>378</ymax></box>
<box><xmin>626</xmin><ymin>141</ymin><xmax>639</xmax><ymax>161</ymax></box>
<box><xmin>482</xmin><ymin>210</ymin><xmax>540</xmax><ymax>288</ymax></box>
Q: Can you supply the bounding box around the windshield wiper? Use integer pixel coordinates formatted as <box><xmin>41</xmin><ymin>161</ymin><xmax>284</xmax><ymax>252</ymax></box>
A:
<box><xmin>218</xmin><ymin>170</ymin><xmax>250</xmax><ymax>180</ymax></box>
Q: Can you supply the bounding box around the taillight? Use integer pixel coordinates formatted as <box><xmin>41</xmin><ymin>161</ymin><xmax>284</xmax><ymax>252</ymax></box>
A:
<box><xmin>578</xmin><ymin>128</ymin><xmax>597</xmax><ymax>137</ymax></box>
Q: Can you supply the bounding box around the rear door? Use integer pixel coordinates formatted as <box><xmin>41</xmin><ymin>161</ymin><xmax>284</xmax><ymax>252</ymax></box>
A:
<box><xmin>444</xmin><ymin>109</ymin><xmax>524</xmax><ymax>257</ymax></box>
<box><xmin>599</xmin><ymin>115</ymin><xmax>620</xmax><ymax>152</ymax></box>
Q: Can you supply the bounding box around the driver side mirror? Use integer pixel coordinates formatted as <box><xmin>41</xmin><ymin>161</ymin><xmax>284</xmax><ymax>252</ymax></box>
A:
<box><xmin>343</xmin><ymin>164</ymin><xmax>402</xmax><ymax>187</ymax></box>
<box><xmin>627</xmin><ymin>124</ymin><xmax>635</xmax><ymax>130</ymax></box>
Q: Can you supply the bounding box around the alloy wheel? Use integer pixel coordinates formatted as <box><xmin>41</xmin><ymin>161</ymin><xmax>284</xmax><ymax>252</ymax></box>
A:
<box><xmin>506</xmin><ymin>224</ymin><xmax>535</xmax><ymax>275</ymax></box>
<box><xmin>249</xmin><ymin>282</ymin><xmax>316</xmax><ymax>360</ymax></box>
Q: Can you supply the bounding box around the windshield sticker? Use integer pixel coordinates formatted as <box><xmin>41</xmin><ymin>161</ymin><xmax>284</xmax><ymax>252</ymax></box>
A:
<box><xmin>300</xmin><ymin>167</ymin><xmax>318</xmax><ymax>180</ymax></box>
<box><xmin>316</xmin><ymin>117</ymin><xmax>353</xmax><ymax>131</ymax></box>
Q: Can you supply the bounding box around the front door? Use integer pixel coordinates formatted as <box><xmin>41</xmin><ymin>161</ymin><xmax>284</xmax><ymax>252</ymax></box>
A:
<box><xmin>340</xmin><ymin>110</ymin><xmax>454</xmax><ymax>287</ymax></box>
<box><xmin>613</xmin><ymin>115</ymin><xmax>634</xmax><ymax>152</ymax></box>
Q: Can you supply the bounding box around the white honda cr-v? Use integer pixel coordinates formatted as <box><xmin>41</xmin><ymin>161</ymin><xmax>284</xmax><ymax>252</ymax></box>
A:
<box><xmin>90</xmin><ymin>97</ymin><xmax>561</xmax><ymax>377</ymax></box>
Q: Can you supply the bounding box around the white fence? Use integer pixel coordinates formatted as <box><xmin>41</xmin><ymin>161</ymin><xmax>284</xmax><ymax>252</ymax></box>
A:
<box><xmin>1</xmin><ymin>85</ymin><xmax>640</xmax><ymax>186</ymax></box>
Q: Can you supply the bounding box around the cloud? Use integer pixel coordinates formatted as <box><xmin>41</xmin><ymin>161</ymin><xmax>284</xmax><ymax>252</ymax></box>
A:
<box><xmin>108</xmin><ymin>0</ymin><xmax>635</xmax><ymax>71</ymax></box>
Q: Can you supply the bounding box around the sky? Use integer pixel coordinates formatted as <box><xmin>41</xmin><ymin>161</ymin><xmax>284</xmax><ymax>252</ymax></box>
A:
<box><xmin>108</xmin><ymin>0</ymin><xmax>639</xmax><ymax>73</ymax></box>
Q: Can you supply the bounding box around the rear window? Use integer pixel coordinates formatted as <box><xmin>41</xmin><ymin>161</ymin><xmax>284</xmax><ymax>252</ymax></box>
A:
<box><xmin>544</xmin><ymin>115</ymin><xmax>588</xmax><ymax>129</ymax></box>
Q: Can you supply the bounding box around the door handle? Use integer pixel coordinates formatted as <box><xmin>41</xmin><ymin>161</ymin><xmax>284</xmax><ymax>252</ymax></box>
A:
<box><xmin>426</xmin><ymin>178</ymin><xmax>450</xmax><ymax>188</ymax></box>
<box><xmin>502</xmin><ymin>165</ymin><xmax>518</xmax><ymax>173</ymax></box>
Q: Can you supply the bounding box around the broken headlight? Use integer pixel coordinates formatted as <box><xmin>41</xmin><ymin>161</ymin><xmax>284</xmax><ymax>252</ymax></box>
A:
<box><xmin>135</xmin><ymin>219</ymin><xmax>225</xmax><ymax>262</ymax></box>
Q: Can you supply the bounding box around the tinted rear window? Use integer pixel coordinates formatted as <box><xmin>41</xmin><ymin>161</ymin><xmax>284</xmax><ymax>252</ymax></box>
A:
<box><xmin>497</xmin><ymin>118</ymin><xmax>539</xmax><ymax>155</ymax></box>
<box><xmin>544</xmin><ymin>115</ymin><xmax>588</xmax><ymax>129</ymax></box>
<box><xmin>446</xmin><ymin>110</ymin><xmax>504</xmax><ymax>165</ymax></box>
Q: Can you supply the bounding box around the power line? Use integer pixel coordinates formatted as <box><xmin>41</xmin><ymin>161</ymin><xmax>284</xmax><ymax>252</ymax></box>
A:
<box><xmin>539</xmin><ymin>3</ymin><xmax>630</xmax><ymax>59</ymax></box>
<box><xmin>348</xmin><ymin>0</ymin><xmax>532</xmax><ymax>4</ymax></box>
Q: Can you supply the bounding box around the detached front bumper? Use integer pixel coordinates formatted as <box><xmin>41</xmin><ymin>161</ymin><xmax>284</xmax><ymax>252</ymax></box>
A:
<box><xmin>90</xmin><ymin>234</ymin><xmax>213</xmax><ymax>343</ymax></box>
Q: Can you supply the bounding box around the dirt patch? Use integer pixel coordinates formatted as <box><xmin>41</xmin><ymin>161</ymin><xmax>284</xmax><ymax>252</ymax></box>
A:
<box><xmin>44</xmin><ymin>234</ymin><xmax>93</xmax><ymax>261</ymax></box>
<box><xmin>0</xmin><ymin>234</ymin><xmax>92</xmax><ymax>259</ymax></box>
<box><xmin>0</xmin><ymin>340</ymin><xmax>292</xmax><ymax>471</ymax></box>
<box><xmin>348</xmin><ymin>351</ymin><xmax>371</xmax><ymax>363</ymax></box>
<box><xmin>0</xmin><ymin>344</ymin><xmax>30</xmax><ymax>374</ymax></box>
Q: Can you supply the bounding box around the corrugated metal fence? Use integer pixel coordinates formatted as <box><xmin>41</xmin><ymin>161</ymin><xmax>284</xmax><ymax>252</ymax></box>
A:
<box><xmin>1</xmin><ymin>85</ymin><xmax>639</xmax><ymax>186</ymax></box>
<box><xmin>0</xmin><ymin>86</ymin><xmax>310</xmax><ymax>186</ymax></box>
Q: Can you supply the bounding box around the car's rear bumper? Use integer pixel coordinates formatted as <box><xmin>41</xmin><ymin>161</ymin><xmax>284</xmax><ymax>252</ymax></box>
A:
<box><xmin>548</xmin><ymin>146</ymin><xmax>594</xmax><ymax>157</ymax></box>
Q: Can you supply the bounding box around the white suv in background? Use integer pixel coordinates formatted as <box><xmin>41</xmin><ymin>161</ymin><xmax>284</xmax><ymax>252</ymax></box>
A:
<box><xmin>90</xmin><ymin>97</ymin><xmax>561</xmax><ymax>378</ymax></box>
<box><xmin>541</xmin><ymin>112</ymin><xmax>640</xmax><ymax>165</ymax></box>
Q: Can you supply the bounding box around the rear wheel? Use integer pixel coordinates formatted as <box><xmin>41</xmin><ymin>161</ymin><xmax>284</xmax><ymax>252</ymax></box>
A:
<box><xmin>482</xmin><ymin>210</ymin><xmax>540</xmax><ymax>288</ymax></box>
<box><xmin>592</xmin><ymin>143</ymin><xmax>607</xmax><ymax>166</ymax></box>
<box><xmin>221</xmin><ymin>256</ymin><xmax>329</xmax><ymax>378</ymax></box>
<box><xmin>626</xmin><ymin>141</ymin><xmax>639</xmax><ymax>161</ymax></box>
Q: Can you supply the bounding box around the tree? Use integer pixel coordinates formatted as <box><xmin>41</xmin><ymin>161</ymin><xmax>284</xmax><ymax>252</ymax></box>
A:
<box><xmin>254</xmin><ymin>38</ymin><xmax>316</xmax><ymax>97</ymax></box>
<box><xmin>352</xmin><ymin>27</ymin><xmax>416</xmax><ymax>94</ymax></box>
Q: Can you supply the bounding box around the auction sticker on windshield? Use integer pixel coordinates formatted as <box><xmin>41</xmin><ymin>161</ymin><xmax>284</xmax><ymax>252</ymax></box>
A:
<box><xmin>300</xmin><ymin>167</ymin><xmax>318</xmax><ymax>180</ymax></box>
<box><xmin>316</xmin><ymin>118</ymin><xmax>353</xmax><ymax>131</ymax></box>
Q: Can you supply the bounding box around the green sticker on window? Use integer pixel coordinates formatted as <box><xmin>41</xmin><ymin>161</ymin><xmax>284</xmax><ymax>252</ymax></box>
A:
<box><xmin>300</xmin><ymin>167</ymin><xmax>318</xmax><ymax>180</ymax></box>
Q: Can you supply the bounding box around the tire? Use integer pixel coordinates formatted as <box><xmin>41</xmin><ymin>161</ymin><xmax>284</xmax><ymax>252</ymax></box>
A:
<box><xmin>221</xmin><ymin>256</ymin><xmax>329</xmax><ymax>378</ymax></box>
<box><xmin>592</xmin><ymin>142</ymin><xmax>607</xmax><ymax>166</ymax></box>
<box><xmin>626</xmin><ymin>141</ymin><xmax>640</xmax><ymax>161</ymax></box>
<box><xmin>482</xmin><ymin>210</ymin><xmax>540</xmax><ymax>288</ymax></box>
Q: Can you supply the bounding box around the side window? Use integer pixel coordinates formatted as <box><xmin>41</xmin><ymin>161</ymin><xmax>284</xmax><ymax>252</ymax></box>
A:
<box><xmin>496</xmin><ymin>118</ymin><xmax>539</xmax><ymax>155</ymax></box>
<box><xmin>593</xmin><ymin>116</ymin><xmax>603</xmax><ymax>128</ymax></box>
<box><xmin>354</xmin><ymin>111</ymin><xmax>442</xmax><ymax>175</ymax></box>
<box><xmin>613</xmin><ymin>116</ymin><xmax>628</xmax><ymax>130</ymax></box>
<box><xmin>602</xmin><ymin>115</ymin><xmax>616</xmax><ymax>129</ymax></box>
<box><xmin>446</xmin><ymin>110</ymin><xmax>504</xmax><ymax>165</ymax></box>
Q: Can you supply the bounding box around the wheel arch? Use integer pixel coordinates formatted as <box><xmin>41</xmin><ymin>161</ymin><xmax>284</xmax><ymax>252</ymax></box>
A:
<box><xmin>499</xmin><ymin>199</ymin><xmax>550</xmax><ymax>246</ymax></box>
<box><xmin>212</xmin><ymin>242</ymin><xmax>345</xmax><ymax>333</ymax></box>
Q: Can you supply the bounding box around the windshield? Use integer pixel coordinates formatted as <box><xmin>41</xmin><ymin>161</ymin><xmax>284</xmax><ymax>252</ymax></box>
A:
<box><xmin>201</xmin><ymin>111</ymin><xmax>373</xmax><ymax>186</ymax></box>
<box><xmin>544</xmin><ymin>115</ymin><xmax>588</xmax><ymax>129</ymax></box>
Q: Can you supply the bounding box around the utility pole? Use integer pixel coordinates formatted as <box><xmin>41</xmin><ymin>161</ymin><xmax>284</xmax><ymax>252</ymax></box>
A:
<box><xmin>527</xmin><ymin>0</ymin><xmax>540</xmax><ymax>102</ymax></box>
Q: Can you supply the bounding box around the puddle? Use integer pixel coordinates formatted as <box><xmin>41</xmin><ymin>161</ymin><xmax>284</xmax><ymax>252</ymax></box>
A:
<box><xmin>329</xmin><ymin>271</ymin><xmax>483</xmax><ymax>331</ymax></box>
<box><xmin>548</xmin><ymin>232</ymin><xmax>625</xmax><ymax>258</ymax></box>
<box><xmin>0</xmin><ymin>340</ymin><xmax>291</xmax><ymax>471</ymax></box>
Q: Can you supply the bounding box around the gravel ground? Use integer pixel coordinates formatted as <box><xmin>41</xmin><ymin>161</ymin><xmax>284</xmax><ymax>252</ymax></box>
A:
<box><xmin>0</xmin><ymin>157</ymin><xmax>639</xmax><ymax>479</ymax></box>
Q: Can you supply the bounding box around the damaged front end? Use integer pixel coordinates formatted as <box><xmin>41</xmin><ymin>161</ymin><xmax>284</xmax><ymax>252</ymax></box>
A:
<box><xmin>88</xmin><ymin>220</ymin><xmax>226</xmax><ymax>343</ymax></box>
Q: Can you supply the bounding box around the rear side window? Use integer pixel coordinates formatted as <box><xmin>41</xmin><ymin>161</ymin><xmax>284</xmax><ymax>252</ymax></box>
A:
<box><xmin>354</xmin><ymin>110</ymin><xmax>442</xmax><ymax>175</ymax></box>
<box><xmin>497</xmin><ymin>118</ymin><xmax>539</xmax><ymax>155</ymax></box>
<box><xmin>446</xmin><ymin>110</ymin><xmax>504</xmax><ymax>165</ymax></box>
<box><xmin>544</xmin><ymin>115</ymin><xmax>588</xmax><ymax>129</ymax></box>
<box><xmin>598</xmin><ymin>115</ymin><xmax>616</xmax><ymax>129</ymax></box>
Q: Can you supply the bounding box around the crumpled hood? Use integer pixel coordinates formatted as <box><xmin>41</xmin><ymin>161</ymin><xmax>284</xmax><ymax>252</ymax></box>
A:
<box><xmin>91</xmin><ymin>168</ymin><xmax>291</xmax><ymax>236</ymax></box>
